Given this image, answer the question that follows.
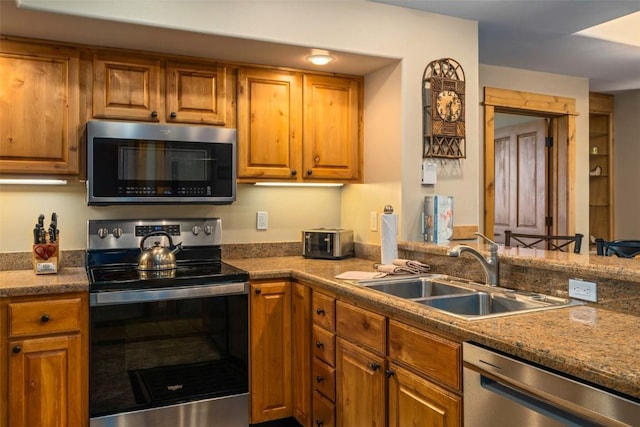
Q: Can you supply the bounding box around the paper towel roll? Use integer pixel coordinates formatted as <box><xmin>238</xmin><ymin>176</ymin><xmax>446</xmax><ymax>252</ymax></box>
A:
<box><xmin>380</xmin><ymin>213</ymin><xmax>398</xmax><ymax>265</ymax></box>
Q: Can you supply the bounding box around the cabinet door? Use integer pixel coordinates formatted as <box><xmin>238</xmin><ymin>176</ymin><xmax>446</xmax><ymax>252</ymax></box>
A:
<box><xmin>388</xmin><ymin>364</ymin><xmax>461</xmax><ymax>427</ymax></box>
<box><xmin>335</xmin><ymin>338</ymin><xmax>385</xmax><ymax>427</ymax></box>
<box><xmin>237</xmin><ymin>68</ymin><xmax>302</xmax><ymax>180</ymax></box>
<box><xmin>0</xmin><ymin>40</ymin><xmax>80</xmax><ymax>175</ymax></box>
<box><xmin>302</xmin><ymin>74</ymin><xmax>362</xmax><ymax>181</ymax></box>
<box><xmin>250</xmin><ymin>280</ymin><xmax>292</xmax><ymax>423</ymax></box>
<box><xmin>166</xmin><ymin>61</ymin><xmax>231</xmax><ymax>126</ymax></box>
<box><xmin>292</xmin><ymin>282</ymin><xmax>312</xmax><ymax>427</ymax></box>
<box><xmin>8</xmin><ymin>334</ymin><xmax>83</xmax><ymax>427</ymax></box>
<box><xmin>93</xmin><ymin>51</ymin><xmax>161</xmax><ymax>121</ymax></box>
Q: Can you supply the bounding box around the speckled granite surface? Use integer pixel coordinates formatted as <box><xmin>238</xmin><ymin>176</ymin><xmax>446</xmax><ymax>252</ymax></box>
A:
<box><xmin>0</xmin><ymin>267</ymin><xmax>88</xmax><ymax>297</ymax></box>
<box><xmin>226</xmin><ymin>256</ymin><xmax>640</xmax><ymax>400</ymax></box>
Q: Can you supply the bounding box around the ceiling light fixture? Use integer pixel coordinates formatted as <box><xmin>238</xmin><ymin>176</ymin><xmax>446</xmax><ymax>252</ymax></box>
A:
<box><xmin>306</xmin><ymin>49</ymin><xmax>335</xmax><ymax>66</ymax></box>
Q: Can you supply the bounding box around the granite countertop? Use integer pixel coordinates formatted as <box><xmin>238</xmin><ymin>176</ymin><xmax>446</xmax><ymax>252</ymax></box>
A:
<box><xmin>226</xmin><ymin>256</ymin><xmax>640</xmax><ymax>400</ymax></box>
<box><xmin>0</xmin><ymin>267</ymin><xmax>88</xmax><ymax>297</ymax></box>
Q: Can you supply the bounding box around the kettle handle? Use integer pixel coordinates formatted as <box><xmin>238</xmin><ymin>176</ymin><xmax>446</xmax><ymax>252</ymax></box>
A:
<box><xmin>140</xmin><ymin>231</ymin><xmax>174</xmax><ymax>250</ymax></box>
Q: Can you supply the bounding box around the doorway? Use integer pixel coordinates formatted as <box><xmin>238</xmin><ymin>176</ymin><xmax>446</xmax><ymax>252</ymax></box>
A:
<box><xmin>483</xmin><ymin>87</ymin><xmax>578</xmax><ymax>240</ymax></box>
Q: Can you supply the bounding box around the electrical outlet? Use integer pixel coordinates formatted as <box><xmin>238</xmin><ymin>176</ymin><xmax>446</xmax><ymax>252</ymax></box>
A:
<box><xmin>370</xmin><ymin>211</ymin><xmax>378</xmax><ymax>231</ymax></box>
<box><xmin>256</xmin><ymin>211</ymin><xmax>268</xmax><ymax>230</ymax></box>
<box><xmin>568</xmin><ymin>278</ymin><xmax>597</xmax><ymax>302</ymax></box>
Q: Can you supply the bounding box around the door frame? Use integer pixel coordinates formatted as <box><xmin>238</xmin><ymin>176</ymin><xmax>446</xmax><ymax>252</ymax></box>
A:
<box><xmin>483</xmin><ymin>87</ymin><xmax>578</xmax><ymax>239</ymax></box>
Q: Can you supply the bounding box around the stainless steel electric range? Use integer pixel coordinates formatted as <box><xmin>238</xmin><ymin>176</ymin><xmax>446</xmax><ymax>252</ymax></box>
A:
<box><xmin>86</xmin><ymin>218</ymin><xmax>249</xmax><ymax>427</ymax></box>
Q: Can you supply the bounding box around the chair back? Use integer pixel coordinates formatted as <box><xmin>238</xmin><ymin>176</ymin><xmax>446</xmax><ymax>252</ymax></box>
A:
<box><xmin>504</xmin><ymin>231</ymin><xmax>583</xmax><ymax>253</ymax></box>
<box><xmin>595</xmin><ymin>239</ymin><xmax>640</xmax><ymax>258</ymax></box>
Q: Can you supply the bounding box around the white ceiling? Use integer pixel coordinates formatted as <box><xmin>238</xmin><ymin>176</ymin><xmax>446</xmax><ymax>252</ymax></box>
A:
<box><xmin>1</xmin><ymin>1</ymin><xmax>639</xmax><ymax>92</ymax></box>
<box><xmin>373</xmin><ymin>0</ymin><xmax>640</xmax><ymax>93</ymax></box>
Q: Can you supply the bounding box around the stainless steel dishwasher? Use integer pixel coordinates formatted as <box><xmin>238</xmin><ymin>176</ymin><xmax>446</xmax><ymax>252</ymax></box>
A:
<box><xmin>463</xmin><ymin>342</ymin><xmax>640</xmax><ymax>426</ymax></box>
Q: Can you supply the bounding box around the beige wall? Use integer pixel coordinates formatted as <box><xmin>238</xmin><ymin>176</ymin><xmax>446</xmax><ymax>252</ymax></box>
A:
<box><xmin>614</xmin><ymin>90</ymin><xmax>640</xmax><ymax>238</ymax></box>
<box><xmin>1</xmin><ymin>0</ymin><xmax>480</xmax><ymax>253</ymax></box>
<box><xmin>478</xmin><ymin>64</ymin><xmax>591</xmax><ymax>239</ymax></box>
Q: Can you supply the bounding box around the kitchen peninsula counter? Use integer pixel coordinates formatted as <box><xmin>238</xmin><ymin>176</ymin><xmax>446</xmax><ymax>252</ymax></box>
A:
<box><xmin>226</xmin><ymin>255</ymin><xmax>640</xmax><ymax>401</ymax></box>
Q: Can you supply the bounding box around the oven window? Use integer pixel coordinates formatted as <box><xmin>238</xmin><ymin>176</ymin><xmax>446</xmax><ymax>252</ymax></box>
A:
<box><xmin>90</xmin><ymin>294</ymin><xmax>248</xmax><ymax>417</ymax></box>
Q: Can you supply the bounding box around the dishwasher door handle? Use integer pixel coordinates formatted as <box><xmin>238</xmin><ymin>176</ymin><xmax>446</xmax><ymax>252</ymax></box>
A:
<box><xmin>480</xmin><ymin>376</ymin><xmax>600</xmax><ymax>427</ymax></box>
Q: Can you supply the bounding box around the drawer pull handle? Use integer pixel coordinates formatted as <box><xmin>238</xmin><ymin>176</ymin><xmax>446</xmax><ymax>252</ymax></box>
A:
<box><xmin>255</xmin><ymin>288</ymin><xmax>262</xmax><ymax>295</ymax></box>
<box><xmin>170</xmin><ymin>112</ymin><xmax>177</xmax><ymax>119</ymax></box>
<box><xmin>316</xmin><ymin>308</ymin><xmax>325</xmax><ymax>315</ymax></box>
<box><xmin>315</xmin><ymin>341</ymin><xmax>324</xmax><ymax>349</ymax></box>
<box><xmin>385</xmin><ymin>369</ymin><xmax>395</xmax><ymax>378</ymax></box>
<box><xmin>12</xmin><ymin>345</ymin><xmax>21</xmax><ymax>354</ymax></box>
<box><xmin>370</xmin><ymin>362</ymin><xmax>380</xmax><ymax>371</ymax></box>
<box><xmin>40</xmin><ymin>314</ymin><xmax>50</xmax><ymax>323</ymax></box>
<box><xmin>151</xmin><ymin>110</ymin><xmax>158</xmax><ymax>118</ymax></box>
<box><xmin>316</xmin><ymin>375</ymin><xmax>324</xmax><ymax>383</ymax></box>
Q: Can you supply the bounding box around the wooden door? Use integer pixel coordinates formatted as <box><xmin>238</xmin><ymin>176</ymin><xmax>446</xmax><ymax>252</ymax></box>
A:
<box><xmin>237</xmin><ymin>68</ymin><xmax>302</xmax><ymax>180</ymax></box>
<box><xmin>8</xmin><ymin>334</ymin><xmax>83</xmax><ymax>427</ymax></box>
<box><xmin>250</xmin><ymin>280</ymin><xmax>292</xmax><ymax>423</ymax></box>
<box><xmin>302</xmin><ymin>74</ymin><xmax>362</xmax><ymax>181</ymax></box>
<box><xmin>292</xmin><ymin>282</ymin><xmax>312</xmax><ymax>427</ymax></box>
<box><xmin>388</xmin><ymin>364</ymin><xmax>461</xmax><ymax>427</ymax></box>
<box><xmin>494</xmin><ymin>119</ymin><xmax>547</xmax><ymax>244</ymax></box>
<box><xmin>93</xmin><ymin>51</ymin><xmax>161</xmax><ymax>121</ymax></box>
<box><xmin>335</xmin><ymin>338</ymin><xmax>385</xmax><ymax>427</ymax></box>
<box><xmin>165</xmin><ymin>61</ymin><xmax>230</xmax><ymax>126</ymax></box>
<box><xmin>0</xmin><ymin>40</ymin><xmax>80</xmax><ymax>175</ymax></box>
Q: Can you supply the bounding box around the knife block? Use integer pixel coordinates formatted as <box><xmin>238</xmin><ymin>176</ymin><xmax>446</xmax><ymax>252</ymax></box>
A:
<box><xmin>32</xmin><ymin>240</ymin><xmax>59</xmax><ymax>275</ymax></box>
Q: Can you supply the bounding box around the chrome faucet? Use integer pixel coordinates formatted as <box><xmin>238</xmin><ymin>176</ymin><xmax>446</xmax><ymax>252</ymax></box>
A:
<box><xmin>447</xmin><ymin>232</ymin><xmax>500</xmax><ymax>286</ymax></box>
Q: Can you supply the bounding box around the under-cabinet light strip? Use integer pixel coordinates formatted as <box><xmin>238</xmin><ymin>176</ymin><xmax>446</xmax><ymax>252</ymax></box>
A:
<box><xmin>0</xmin><ymin>179</ymin><xmax>68</xmax><ymax>185</ymax></box>
<box><xmin>253</xmin><ymin>182</ymin><xmax>343</xmax><ymax>187</ymax></box>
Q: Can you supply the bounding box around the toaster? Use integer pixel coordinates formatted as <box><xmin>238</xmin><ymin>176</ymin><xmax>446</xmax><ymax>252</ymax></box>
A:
<box><xmin>302</xmin><ymin>229</ymin><xmax>354</xmax><ymax>260</ymax></box>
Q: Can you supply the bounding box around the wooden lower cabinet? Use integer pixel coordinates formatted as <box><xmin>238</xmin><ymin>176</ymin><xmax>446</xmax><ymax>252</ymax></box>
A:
<box><xmin>335</xmin><ymin>338</ymin><xmax>386</xmax><ymax>427</ymax></box>
<box><xmin>292</xmin><ymin>282</ymin><xmax>312</xmax><ymax>427</ymax></box>
<box><xmin>388</xmin><ymin>363</ymin><xmax>461</xmax><ymax>427</ymax></box>
<box><xmin>1</xmin><ymin>292</ymin><xmax>88</xmax><ymax>427</ymax></box>
<box><xmin>313</xmin><ymin>391</ymin><xmax>336</xmax><ymax>427</ymax></box>
<box><xmin>249</xmin><ymin>279</ymin><xmax>293</xmax><ymax>423</ymax></box>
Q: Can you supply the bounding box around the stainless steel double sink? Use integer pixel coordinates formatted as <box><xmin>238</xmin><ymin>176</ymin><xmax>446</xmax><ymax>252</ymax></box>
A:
<box><xmin>357</xmin><ymin>274</ymin><xmax>583</xmax><ymax>320</ymax></box>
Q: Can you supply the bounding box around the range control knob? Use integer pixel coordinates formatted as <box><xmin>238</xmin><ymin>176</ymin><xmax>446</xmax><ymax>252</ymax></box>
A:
<box><xmin>97</xmin><ymin>228</ymin><xmax>109</xmax><ymax>239</ymax></box>
<box><xmin>191</xmin><ymin>226</ymin><xmax>202</xmax><ymax>236</ymax></box>
<box><xmin>203</xmin><ymin>225</ymin><xmax>214</xmax><ymax>235</ymax></box>
<box><xmin>112</xmin><ymin>228</ymin><xmax>123</xmax><ymax>238</ymax></box>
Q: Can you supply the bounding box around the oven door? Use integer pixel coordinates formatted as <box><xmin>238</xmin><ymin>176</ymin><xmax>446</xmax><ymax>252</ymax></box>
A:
<box><xmin>89</xmin><ymin>282</ymin><xmax>248</xmax><ymax>427</ymax></box>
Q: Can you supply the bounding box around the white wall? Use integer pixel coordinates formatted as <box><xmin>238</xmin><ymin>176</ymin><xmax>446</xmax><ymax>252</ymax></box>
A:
<box><xmin>614</xmin><ymin>90</ymin><xmax>640</xmax><ymax>238</ymax></box>
<box><xmin>479</xmin><ymin>64</ymin><xmax>590</xmax><ymax>238</ymax></box>
<box><xmin>1</xmin><ymin>0</ymin><xmax>480</xmax><ymax>251</ymax></box>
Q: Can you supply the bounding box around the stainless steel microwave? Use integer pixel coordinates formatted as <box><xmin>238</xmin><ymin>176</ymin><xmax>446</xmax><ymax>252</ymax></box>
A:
<box><xmin>87</xmin><ymin>120</ymin><xmax>237</xmax><ymax>205</ymax></box>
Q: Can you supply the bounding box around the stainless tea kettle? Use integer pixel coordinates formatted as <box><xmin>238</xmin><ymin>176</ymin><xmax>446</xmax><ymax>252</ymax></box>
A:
<box><xmin>138</xmin><ymin>231</ymin><xmax>183</xmax><ymax>271</ymax></box>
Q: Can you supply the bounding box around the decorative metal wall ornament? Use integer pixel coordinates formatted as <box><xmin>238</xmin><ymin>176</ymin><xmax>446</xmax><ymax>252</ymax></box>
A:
<box><xmin>423</xmin><ymin>58</ymin><xmax>466</xmax><ymax>158</ymax></box>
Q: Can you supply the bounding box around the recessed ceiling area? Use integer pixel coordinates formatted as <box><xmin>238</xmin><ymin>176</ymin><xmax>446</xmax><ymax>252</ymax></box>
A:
<box><xmin>373</xmin><ymin>0</ymin><xmax>640</xmax><ymax>92</ymax></box>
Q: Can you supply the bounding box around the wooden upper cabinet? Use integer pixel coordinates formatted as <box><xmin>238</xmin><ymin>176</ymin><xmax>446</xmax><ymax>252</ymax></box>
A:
<box><xmin>237</xmin><ymin>67</ymin><xmax>303</xmax><ymax>180</ymax></box>
<box><xmin>93</xmin><ymin>51</ymin><xmax>161</xmax><ymax>121</ymax></box>
<box><xmin>0</xmin><ymin>39</ymin><xmax>80</xmax><ymax>175</ymax></box>
<box><xmin>237</xmin><ymin>67</ymin><xmax>363</xmax><ymax>183</ymax></box>
<box><xmin>93</xmin><ymin>52</ymin><xmax>232</xmax><ymax>126</ymax></box>
<box><xmin>166</xmin><ymin>61</ymin><xmax>231</xmax><ymax>125</ymax></box>
<box><xmin>302</xmin><ymin>74</ymin><xmax>362</xmax><ymax>181</ymax></box>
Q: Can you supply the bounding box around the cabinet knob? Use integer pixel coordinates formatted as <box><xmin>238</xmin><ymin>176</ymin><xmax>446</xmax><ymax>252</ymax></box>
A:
<box><xmin>291</xmin><ymin>170</ymin><xmax>298</xmax><ymax>176</ymax></box>
<box><xmin>316</xmin><ymin>375</ymin><xmax>324</xmax><ymax>383</ymax></box>
<box><xmin>306</xmin><ymin>170</ymin><xmax>313</xmax><ymax>176</ymax></box>
<box><xmin>316</xmin><ymin>308</ymin><xmax>325</xmax><ymax>315</ymax></box>
<box><xmin>170</xmin><ymin>112</ymin><xmax>177</xmax><ymax>119</ymax></box>
<box><xmin>151</xmin><ymin>111</ymin><xmax>158</xmax><ymax>118</ymax></box>
<box><xmin>385</xmin><ymin>369</ymin><xmax>395</xmax><ymax>378</ymax></box>
<box><xmin>370</xmin><ymin>362</ymin><xmax>380</xmax><ymax>371</ymax></box>
<box><xmin>254</xmin><ymin>288</ymin><xmax>261</xmax><ymax>295</ymax></box>
<box><xmin>316</xmin><ymin>420</ymin><xmax>324</xmax><ymax>427</ymax></box>
<box><xmin>315</xmin><ymin>341</ymin><xmax>324</xmax><ymax>349</ymax></box>
<box><xmin>12</xmin><ymin>345</ymin><xmax>21</xmax><ymax>354</ymax></box>
<box><xmin>40</xmin><ymin>314</ymin><xmax>50</xmax><ymax>323</ymax></box>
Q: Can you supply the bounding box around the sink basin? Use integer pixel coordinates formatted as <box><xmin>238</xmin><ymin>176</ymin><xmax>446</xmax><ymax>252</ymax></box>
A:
<box><xmin>358</xmin><ymin>276</ymin><xmax>473</xmax><ymax>299</ymax></box>
<box><xmin>356</xmin><ymin>274</ymin><xmax>582</xmax><ymax>320</ymax></box>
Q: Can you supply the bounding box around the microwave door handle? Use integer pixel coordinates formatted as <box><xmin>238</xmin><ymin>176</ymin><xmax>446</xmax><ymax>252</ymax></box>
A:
<box><xmin>324</xmin><ymin>234</ymin><xmax>331</xmax><ymax>254</ymax></box>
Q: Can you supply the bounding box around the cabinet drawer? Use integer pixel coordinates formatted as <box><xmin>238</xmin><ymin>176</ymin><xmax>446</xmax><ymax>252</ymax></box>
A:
<box><xmin>312</xmin><ymin>291</ymin><xmax>335</xmax><ymax>331</ymax></box>
<box><xmin>313</xmin><ymin>391</ymin><xmax>335</xmax><ymax>427</ymax></box>
<box><xmin>336</xmin><ymin>301</ymin><xmax>385</xmax><ymax>354</ymax></box>
<box><xmin>388</xmin><ymin>320</ymin><xmax>461</xmax><ymax>391</ymax></box>
<box><xmin>312</xmin><ymin>324</ymin><xmax>336</xmax><ymax>367</ymax></box>
<box><xmin>8</xmin><ymin>298</ymin><xmax>82</xmax><ymax>337</ymax></box>
<box><xmin>313</xmin><ymin>358</ymin><xmax>336</xmax><ymax>402</ymax></box>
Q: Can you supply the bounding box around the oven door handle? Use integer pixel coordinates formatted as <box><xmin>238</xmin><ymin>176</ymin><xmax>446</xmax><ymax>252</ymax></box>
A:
<box><xmin>90</xmin><ymin>281</ymin><xmax>248</xmax><ymax>306</ymax></box>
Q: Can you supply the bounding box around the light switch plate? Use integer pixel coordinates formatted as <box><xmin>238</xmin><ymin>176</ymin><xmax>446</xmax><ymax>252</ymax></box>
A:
<box><xmin>568</xmin><ymin>278</ymin><xmax>597</xmax><ymax>302</ymax></box>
